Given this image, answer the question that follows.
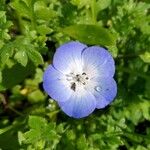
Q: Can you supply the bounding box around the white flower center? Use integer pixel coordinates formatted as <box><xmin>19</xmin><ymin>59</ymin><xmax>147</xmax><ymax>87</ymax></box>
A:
<box><xmin>66</xmin><ymin>72</ymin><xmax>89</xmax><ymax>92</ymax></box>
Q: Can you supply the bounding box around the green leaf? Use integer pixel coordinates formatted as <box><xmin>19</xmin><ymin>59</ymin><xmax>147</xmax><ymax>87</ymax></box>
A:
<box><xmin>27</xmin><ymin>48</ymin><xmax>44</xmax><ymax>65</ymax></box>
<box><xmin>28</xmin><ymin>90</ymin><xmax>45</xmax><ymax>103</ymax></box>
<box><xmin>0</xmin><ymin>127</ymin><xmax>20</xmax><ymax>149</ymax></box>
<box><xmin>107</xmin><ymin>45</ymin><xmax>118</xmax><ymax>58</ymax></box>
<box><xmin>1</xmin><ymin>62</ymin><xmax>35</xmax><ymax>89</ymax></box>
<box><xmin>43</xmin><ymin>125</ymin><xmax>59</xmax><ymax>140</ymax></box>
<box><xmin>37</xmin><ymin>25</ymin><xmax>53</xmax><ymax>35</ymax></box>
<box><xmin>77</xmin><ymin>135</ymin><xmax>88</xmax><ymax>150</ymax></box>
<box><xmin>96</xmin><ymin>0</ymin><xmax>111</xmax><ymax>11</ymax></box>
<box><xmin>0</xmin><ymin>11</ymin><xmax>5</xmax><ymax>18</ymax></box>
<box><xmin>10</xmin><ymin>0</ymin><xmax>31</xmax><ymax>18</ymax></box>
<box><xmin>18</xmin><ymin>131</ymin><xmax>26</xmax><ymax>145</ymax></box>
<box><xmin>22</xmin><ymin>116</ymin><xmax>60</xmax><ymax>147</ymax></box>
<box><xmin>140</xmin><ymin>52</ymin><xmax>150</xmax><ymax>63</ymax></box>
<box><xmin>24</xmin><ymin>129</ymin><xmax>41</xmax><ymax>143</ymax></box>
<box><xmin>14</xmin><ymin>50</ymin><xmax>28</xmax><ymax>67</ymax></box>
<box><xmin>0</xmin><ymin>125</ymin><xmax>13</xmax><ymax>135</ymax></box>
<box><xmin>71</xmin><ymin>0</ymin><xmax>91</xmax><ymax>8</ymax></box>
<box><xmin>35</xmin><ymin>8</ymin><xmax>57</xmax><ymax>21</ymax></box>
<box><xmin>62</xmin><ymin>24</ymin><xmax>116</xmax><ymax>46</ymax></box>
<box><xmin>28</xmin><ymin>116</ymin><xmax>47</xmax><ymax>130</ymax></box>
<box><xmin>0</xmin><ymin>43</ymin><xmax>14</xmax><ymax>64</ymax></box>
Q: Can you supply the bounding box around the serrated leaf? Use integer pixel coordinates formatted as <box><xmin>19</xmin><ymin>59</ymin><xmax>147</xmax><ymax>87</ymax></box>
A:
<box><xmin>28</xmin><ymin>116</ymin><xmax>47</xmax><ymax>130</ymax></box>
<box><xmin>27</xmin><ymin>48</ymin><xmax>43</xmax><ymax>65</ymax></box>
<box><xmin>24</xmin><ymin>129</ymin><xmax>41</xmax><ymax>143</ymax></box>
<box><xmin>10</xmin><ymin>0</ymin><xmax>31</xmax><ymax>18</ymax></box>
<box><xmin>43</xmin><ymin>126</ymin><xmax>59</xmax><ymax>140</ymax></box>
<box><xmin>14</xmin><ymin>50</ymin><xmax>28</xmax><ymax>67</ymax></box>
<box><xmin>26</xmin><ymin>116</ymin><xmax>59</xmax><ymax>145</ymax></box>
<box><xmin>62</xmin><ymin>24</ymin><xmax>116</xmax><ymax>46</ymax></box>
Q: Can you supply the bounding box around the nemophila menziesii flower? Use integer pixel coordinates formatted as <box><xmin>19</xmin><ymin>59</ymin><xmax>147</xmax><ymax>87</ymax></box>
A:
<box><xmin>43</xmin><ymin>41</ymin><xmax>117</xmax><ymax>118</ymax></box>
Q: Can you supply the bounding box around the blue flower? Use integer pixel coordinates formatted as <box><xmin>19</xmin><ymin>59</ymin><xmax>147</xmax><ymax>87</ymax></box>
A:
<box><xmin>43</xmin><ymin>41</ymin><xmax>117</xmax><ymax>118</ymax></box>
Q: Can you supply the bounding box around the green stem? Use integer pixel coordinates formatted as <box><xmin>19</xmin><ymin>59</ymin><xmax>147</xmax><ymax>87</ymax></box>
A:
<box><xmin>30</xmin><ymin>0</ymin><xmax>36</xmax><ymax>30</ymax></box>
<box><xmin>7</xmin><ymin>105</ymin><xmax>24</xmax><ymax>116</ymax></box>
<box><xmin>16</xmin><ymin>11</ymin><xmax>26</xmax><ymax>35</ymax></box>
<box><xmin>0</xmin><ymin>93</ymin><xmax>24</xmax><ymax>116</ymax></box>
<box><xmin>117</xmin><ymin>52</ymin><xmax>143</xmax><ymax>59</ymax></box>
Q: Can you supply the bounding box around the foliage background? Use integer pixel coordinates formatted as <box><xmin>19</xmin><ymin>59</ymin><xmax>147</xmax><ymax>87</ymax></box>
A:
<box><xmin>0</xmin><ymin>0</ymin><xmax>150</xmax><ymax>149</ymax></box>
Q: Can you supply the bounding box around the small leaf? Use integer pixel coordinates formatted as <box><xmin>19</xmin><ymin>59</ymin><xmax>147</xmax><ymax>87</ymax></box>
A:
<box><xmin>71</xmin><ymin>0</ymin><xmax>91</xmax><ymax>9</ymax></box>
<box><xmin>28</xmin><ymin>90</ymin><xmax>45</xmax><ymax>103</ymax></box>
<box><xmin>62</xmin><ymin>24</ymin><xmax>116</xmax><ymax>46</ymax></box>
<box><xmin>18</xmin><ymin>131</ymin><xmax>26</xmax><ymax>145</ymax></box>
<box><xmin>28</xmin><ymin>116</ymin><xmax>47</xmax><ymax>130</ymax></box>
<box><xmin>37</xmin><ymin>25</ymin><xmax>53</xmax><ymax>35</ymax></box>
<box><xmin>96</xmin><ymin>0</ymin><xmax>111</xmax><ymax>11</ymax></box>
<box><xmin>107</xmin><ymin>45</ymin><xmax>118</xmax><ymax>58</ymax></box>
<box><xmin>27</xmin><ymin>48</ymin><xmax>44</xmax><ymax>65</ymax></box>
<box><xmin>14</xmin><ymin>50</ymin><xmax>28</xmax><ymax>67</ymax></box>
<box><xmin>140</xmin><ymin>51</ymin><xmax>150</xmax><ymax>63</ymax></box>
<box><xmin>0</xmin><ymin>43</ymin><xmax>13</xmax><ymax>64</ymax></box>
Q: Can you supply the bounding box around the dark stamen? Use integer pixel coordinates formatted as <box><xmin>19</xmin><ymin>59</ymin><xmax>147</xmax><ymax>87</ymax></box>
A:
<box><xmin>82</xmin><ymin>72</ymin><xmax>86</xmax><ymax>75</ymax></box>
<box><xmin>71</xmin><ymin>83</ymin><xmax>76</xmax><ymax>91</ymax></box>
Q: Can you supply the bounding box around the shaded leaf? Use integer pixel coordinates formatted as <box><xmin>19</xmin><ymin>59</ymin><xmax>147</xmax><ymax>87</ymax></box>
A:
<box><xmin>1</xmin><ymin>62</ymin><xmax>35</xmax><ymax>89</ymax></box>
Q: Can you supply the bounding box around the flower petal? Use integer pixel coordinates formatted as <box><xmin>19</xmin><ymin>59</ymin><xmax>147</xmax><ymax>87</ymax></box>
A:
<box><xmin>82</xmin><ymin>46</ymin><xmax>115</xmax><ymax>78</ymax></box>
<box><xmin>93</xmin><ymin>77</ymin><xmax>117</xmax><ymax>108</ymax></box>
<box><xmin>53</xmin><ymin>41</ymin><xmax>87</xmax><ymax>74</ymax></box>
<box><xmin>58</xmin><ymin>89</ymin><xmax>96</xmax><ymax>118</ymax></box>
<box><xmin>43</xmin><ymin>65</ymin><xmax>73</xmax><ymax>102</ymax></box>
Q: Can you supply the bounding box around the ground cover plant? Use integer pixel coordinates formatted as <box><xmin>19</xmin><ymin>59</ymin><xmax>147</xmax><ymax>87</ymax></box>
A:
<box><xmin>0</xmin><ymin>0</ymin><xmax>150</xmax><ymax>149</ymax></box>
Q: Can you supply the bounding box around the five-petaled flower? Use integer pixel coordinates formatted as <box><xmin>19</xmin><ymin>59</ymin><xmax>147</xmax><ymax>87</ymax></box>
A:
<box><xmin>43</xmin><ymin>41</ymin><xmax>117</xmax><ymax>118</ymax></box>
